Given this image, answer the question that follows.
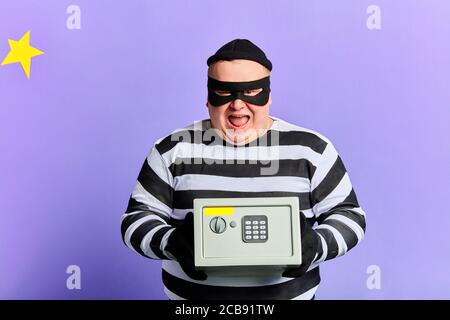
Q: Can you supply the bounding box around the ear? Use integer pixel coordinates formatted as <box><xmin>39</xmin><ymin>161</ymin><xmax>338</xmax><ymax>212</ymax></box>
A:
<box><xmin>268</xmin><ymin>92</ymin><xmax>272</xmax><ymax>106</ymax></box>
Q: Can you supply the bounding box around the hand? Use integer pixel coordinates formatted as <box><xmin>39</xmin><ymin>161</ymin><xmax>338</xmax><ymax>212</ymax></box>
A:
<box><xmin>282</xmin><ymin>212</ymin><xmax>319</xmax><ymax>278</ymax></box>
<box><xmin>165</xmin><ymin>212</ymin><xmax>207</xmax><ymax>281</ymax></box>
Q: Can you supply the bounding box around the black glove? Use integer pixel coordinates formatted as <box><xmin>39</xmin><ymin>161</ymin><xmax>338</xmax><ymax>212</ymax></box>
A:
<box><xmin>165</xmin><ymin>212</ymin><xmax>207</xmax><ymax>281</ymax></box>
<box><xmin>282</xmin><ymin>212</ymin><xmax>319</xmax><ymax>278</ymax></box>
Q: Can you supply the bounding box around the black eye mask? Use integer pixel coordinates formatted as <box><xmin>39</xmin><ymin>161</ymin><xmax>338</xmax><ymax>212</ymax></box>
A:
<box><xmin>207</xmin><ymin>76</ymin><xmax>271</xmax><ymax>107</ymax></box>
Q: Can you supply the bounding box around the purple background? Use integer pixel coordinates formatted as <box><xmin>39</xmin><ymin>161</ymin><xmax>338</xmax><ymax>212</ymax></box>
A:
<box><xmin>1</xmin><ymin>0</ymin><xmax>449</xmax><ymax>299</ymax></box>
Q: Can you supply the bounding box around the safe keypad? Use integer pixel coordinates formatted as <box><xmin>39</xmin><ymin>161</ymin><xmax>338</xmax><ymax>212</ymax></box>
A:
<box><xmin>242</xmin><ymin>215</ymin><xmax>268</xmax><ymax>243</ymax></box>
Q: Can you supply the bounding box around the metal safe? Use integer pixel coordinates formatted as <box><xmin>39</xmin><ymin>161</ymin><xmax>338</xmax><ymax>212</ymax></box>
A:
<box><xmin>193</xmin><ymin>197</ymin><xmax>302</xmax><ymax>268</ymax></box>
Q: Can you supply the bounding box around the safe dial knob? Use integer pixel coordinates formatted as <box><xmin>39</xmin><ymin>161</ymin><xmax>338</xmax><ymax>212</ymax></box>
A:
<box><xmin>210</xmin><ymin>216</ymin><xmax>227</xmax><ymax>234</ymax></box>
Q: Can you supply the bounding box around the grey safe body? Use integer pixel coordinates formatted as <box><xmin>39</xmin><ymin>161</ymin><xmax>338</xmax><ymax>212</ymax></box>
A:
<box><xmin>193</xmin><ymin>197</ymin><xmax>302</xmax><ymax>268</ymax></box>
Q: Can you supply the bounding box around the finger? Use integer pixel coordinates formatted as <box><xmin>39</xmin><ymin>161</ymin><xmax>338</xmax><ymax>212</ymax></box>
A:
<box><xmin>181</xmin><ymin>264</ymin><xmax>207</xmax><ymax>281</ymax></box>
<box><xmin>282</xmin><ymin>265</ymin><xmax>308</xmax><ymax>278</ymax></box>
<box><xmin>300</xmin><ymin>210</ymin><xmax>307</xmax><ymax>222</ymax></box>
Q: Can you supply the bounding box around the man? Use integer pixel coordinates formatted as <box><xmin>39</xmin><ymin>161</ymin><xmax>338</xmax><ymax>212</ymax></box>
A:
<box><xmin>121</xmin><ymin>39</ymin><xmax>366</xmax><ymax>300</ymax></box>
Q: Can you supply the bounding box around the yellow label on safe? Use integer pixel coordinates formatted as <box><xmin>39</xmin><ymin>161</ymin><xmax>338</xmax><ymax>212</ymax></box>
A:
<box><xmin>203</xmin><ymin>207</ymin><xmax>235</xmax><ymax>216</ymax></box>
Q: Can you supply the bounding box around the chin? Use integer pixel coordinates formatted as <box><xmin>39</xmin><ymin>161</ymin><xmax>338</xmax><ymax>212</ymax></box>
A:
<box><xmin>226</xmin><ymin>128</ymin><xmax>258</xmax><ymax>144</ymax></box>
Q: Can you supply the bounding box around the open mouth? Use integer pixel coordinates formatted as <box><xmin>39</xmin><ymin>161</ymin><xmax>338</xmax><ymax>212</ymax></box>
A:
<box><xmin>227</xmin><ymin>115</ymin><xmax>250</xmax><ymax>128</ymax></box>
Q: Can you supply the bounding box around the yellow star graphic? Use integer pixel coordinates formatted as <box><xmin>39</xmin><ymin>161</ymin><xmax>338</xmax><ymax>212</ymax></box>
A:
<box><xmin>1</xmin><ymin>30</ymin><xmax>44</xmax><ymax>79</ymax></box>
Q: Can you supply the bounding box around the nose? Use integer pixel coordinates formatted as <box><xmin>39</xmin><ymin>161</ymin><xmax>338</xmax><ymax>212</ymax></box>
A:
<box><xmin>230</xmin><ymin>98</ymin><xmax>246</xmax><ymax>110</ymax></box>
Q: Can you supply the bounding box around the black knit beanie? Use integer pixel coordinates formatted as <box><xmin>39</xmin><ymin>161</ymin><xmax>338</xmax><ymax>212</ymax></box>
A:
<box><xmin>207</xmin><ymin>39</ymin><xmax>272</xmax><ymax>71</ymax></box>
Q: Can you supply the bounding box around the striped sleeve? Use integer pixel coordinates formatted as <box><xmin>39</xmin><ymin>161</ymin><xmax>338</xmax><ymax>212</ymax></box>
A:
<box><xmin>309</xmin><ymin>139</ymin><xmax>366</xmax><ymax>266</ymax></box>
<box><xmin>120</xmin><ymin>145</ymin><xmax>176</xmax><ymax>260</ymax></box>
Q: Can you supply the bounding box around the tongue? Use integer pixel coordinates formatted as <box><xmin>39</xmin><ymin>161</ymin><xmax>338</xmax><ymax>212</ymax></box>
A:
<box><xmin>229</xmin><ymin>116</ymin><xmax>249</xmax><ymax>127</ymax></box>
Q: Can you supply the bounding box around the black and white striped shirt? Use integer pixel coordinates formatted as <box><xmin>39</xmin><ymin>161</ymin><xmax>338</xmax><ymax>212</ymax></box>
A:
<box><xmin>121</xmin><ymin>117</ymin><xmax>366</xmax><ymax>300</ymax></box>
